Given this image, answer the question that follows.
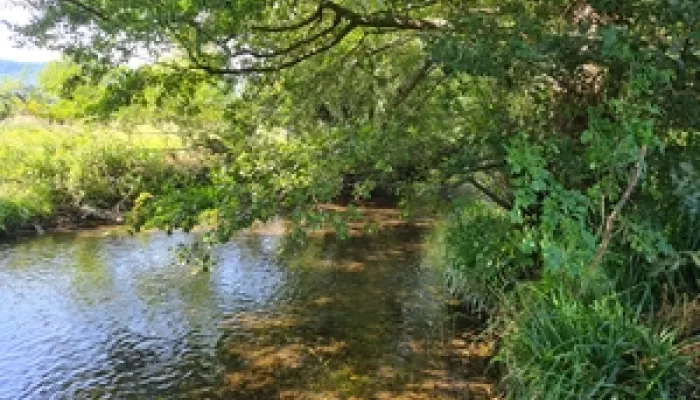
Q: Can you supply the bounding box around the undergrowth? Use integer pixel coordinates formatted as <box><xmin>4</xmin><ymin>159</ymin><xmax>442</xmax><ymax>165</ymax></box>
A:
<box><xmin>427</xmin><ymin>200</ymin><xmax>531</xmax><ymax>313</ymax></box>
<box><xmin>496</xmin><ymin>283</ymin><xmax>695</xmax><ymax>399</ymax></box>
<box><xmin>0</xmin><ymin>121</ymin><xmax>198</xmax><ymax>236</ymax></box>
<box><xmin>428</xmin><ymin>198</ymin><xmax>699</xmax><ymax>399</ymax></box>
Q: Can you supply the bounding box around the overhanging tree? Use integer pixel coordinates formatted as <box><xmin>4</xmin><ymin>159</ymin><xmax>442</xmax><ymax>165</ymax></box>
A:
<box><xmin>10</xmin><ymin>1</ymin><xmax>699</xmax><ymax>280</ymax></box>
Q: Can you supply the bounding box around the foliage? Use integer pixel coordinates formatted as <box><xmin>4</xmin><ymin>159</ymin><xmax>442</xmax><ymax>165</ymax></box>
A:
<box><xmin>10</xmin><ymin>0</ymin><xmax>700</xmax><ymax>397</ymax></box>
<box><xmin>173</xmin><ymin>234</ymin><xmax>217</xmax><ymax>273</ymax></box>
<box><xmin>0</xmin><ymin>183</ymin><xmax>53</xmax><ymax>233</ymax></box>
<box><xmin>128</xmin><ymin>127</ymin><xmax>346</xmax><ymax>238</ymax></box>
<box><xmin>427</xmin><ymin>200</ymin><xmax>530</xmax><ymax>313</ymax></box>
<box><xmin>0</xmin><ymin>122</ymin><xmax>193</xmax><ymax>235</ymax></box>
<box><xmin>0</xmin><ymin>77</ymin><xmax>30</xmax><ymax>120</ymax></box>
<box><xmin>25</xmin><ymin>60</ymin><xmax>237</xmax><ymax>151</ymax></box>
<box><xmin>496</xmin><ymin>283</ymin><xmax>695</xmax><ymax>400</ymax></box>
<box><xmin>15</xmin><ymin>1</ymin><xmax>696</xmax><ymax>262</ymax></box>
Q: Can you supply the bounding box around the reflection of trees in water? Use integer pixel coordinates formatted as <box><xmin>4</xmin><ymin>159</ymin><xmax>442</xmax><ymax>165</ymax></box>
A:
<box><xmin>70</xmin><ymin>326</ymin><xmax>222</xmax><ymax>398</ymax></box>
<box><xmin>64</xmin><ymin>233</ymin><xmax>225</xmax><ymax>398</ymax></box>
<box><xmin>1</xmin><ymin>233</ymin><xmax>73</xmax><ymax>270</ymax></box>
<box><xmin>1</xmin><ymin>225</ymin><xmax>495</xmax><ymax>399</ymax></box>
<box><xmin>68</xmin><ymin>238</ymin><xmax>118</xmax><ymax>306</ymax></box>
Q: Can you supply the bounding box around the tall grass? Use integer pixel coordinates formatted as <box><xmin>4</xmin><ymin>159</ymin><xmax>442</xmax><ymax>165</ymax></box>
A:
<box><xmin>496</xmin><ymin>283</ymin><xmax>695</xmax><ymax>399</ymax></box>
<box><xmin>0</xmin><ymin>121</ymin><xmax>192</xmax><ymax>235</ymax></box>
<box><xmin>427</xmin><ymin>199</ymin><xmax>698</xmax><ymax>399</ymax></box>
<box><xmin>426</xmin><ymin>200</ymin><xmax>531</xmax><ymax>313</ymax></box>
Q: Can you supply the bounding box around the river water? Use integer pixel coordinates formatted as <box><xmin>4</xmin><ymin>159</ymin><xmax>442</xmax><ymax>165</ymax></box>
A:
<box><xmin>0</xmin><ymin>220</ymin><xmax>494</xmax><ymax>399</ymax></box>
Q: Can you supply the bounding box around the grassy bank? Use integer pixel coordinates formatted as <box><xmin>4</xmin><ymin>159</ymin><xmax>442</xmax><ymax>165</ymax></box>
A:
<box><xmin>427</xmin><ymin>199</ymin><xmax>699</xmax><ymax>399</ymax></box>
<box><xmin>0</xmin><ymin>120</ymin><xmax>198</xmax><ymax>237</ymax></box>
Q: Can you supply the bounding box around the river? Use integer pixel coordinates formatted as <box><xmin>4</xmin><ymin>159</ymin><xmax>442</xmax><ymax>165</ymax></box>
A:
<box><xmin>0</xmin><ymin>217</ymin><xmax>494</xmax><ymax>399</ymax></box>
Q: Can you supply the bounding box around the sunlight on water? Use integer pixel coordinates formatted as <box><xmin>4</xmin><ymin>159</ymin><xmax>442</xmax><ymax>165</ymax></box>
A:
<box><xmin>0</xmin><ymin>225</ymin><xmax>494</xmax><ymax>399</ymax></box>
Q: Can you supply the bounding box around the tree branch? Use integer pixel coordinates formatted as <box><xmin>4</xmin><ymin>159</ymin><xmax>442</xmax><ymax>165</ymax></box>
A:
<box><xmin>194</xmin><ymin>22</ymin><xmax>357</xmax><ymax>75</ymax></box>
<box><xmin>59</xmin><ymin>0</ymin><xmax>449</xmax><ymax>74</ymax></box>
<box><xmin>466</xmin><ymin>160</ymin><xmax>507</xmax><ymax>173</ymax></box>
<box><xmin>254</xmin><ymin>1</ymin><xmax>448</xmax><ymax>33</ymax></box>
<box><xmin>588</xmin><ymin>145</ymin><xmax>648</xmax><ymax>272</ymax></box>
<box><xmin>465</xmin><ymin>176</ymin><xmax>513</xmax><ymax>210</ymax></box>
<box><xmin>322</xmin><ymin>1</ymin><xmax>449</xmax><ymax>30</ymax></box>
<box><xmin>249</xmin><ymin>14</ymin><xmax>343</xmax><ymax>59</ymax></box>
<box><xmin>59</xmin><ymin>0</ymin><xmax>108</xmax><ymax>21</ymax></box>
<box><xmin>252</xmin><ymin>3</ymin><xmax>326</xmax><ymax>33</ymax></box>
<box><xmin>390</xmin><ymin>59</ymin><xmax>435</xmax><ymax>108</ymax></box>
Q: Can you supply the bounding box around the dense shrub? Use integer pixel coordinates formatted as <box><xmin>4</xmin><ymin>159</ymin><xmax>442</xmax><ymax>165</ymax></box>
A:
<box><xmin>430</xmin><ymin>197</ymin><xmax>698</xmax><ymax>399</ymax></box>
<box><xmin>605</xmin><ymin>180</ymin><xmax>700</xmax><ymax>312</ymax></box>
<box><xmin>0</xmin><ymin>123</ymin><xmax>194</xmax><ymax>235</ymax></box>
<box><xmin>427</xmin><ymin>200</ymin><xmax>531</xmax><ymax>313</ymax></box>
<box><xmin>0</xmin><ymin>184</ymin><xmax>53</xmax><ymax>233</ymax></box>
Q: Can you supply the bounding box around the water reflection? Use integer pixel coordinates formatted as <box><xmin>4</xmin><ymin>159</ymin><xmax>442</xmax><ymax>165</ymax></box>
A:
<box><xmin>0</xmin><ymin>221</ymin><xmax>494</xmax><ymax>399</ymax></box>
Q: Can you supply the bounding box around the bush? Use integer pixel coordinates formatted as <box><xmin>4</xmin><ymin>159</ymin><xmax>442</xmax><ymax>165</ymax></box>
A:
<box><xmin>496</xmin><ymin>284</ymin><xmax>695</xmax><ymax>400</ymax></box>
<box><xmin>604</xmin><ymin>210</ymin><xmax>700</xmax><ymax>313</ymax></box>
<box><xmin>427</xmin><ymin>200</ymin><xmax>531</xmax><ymax>312</ymax></box>
<box><xmin>0</xmin><ymin>184</ymin><xmax>54</xmax><ymax>234</ymax></box>
<box><xmin>60</xmin><ymin>141</ymin><xmax>178</xmax><ymax>209</ymax></box>
<box><xmin>0</xmin><ymin>122</ymin><xmax>193</xmax><ymax>235</ymax></box>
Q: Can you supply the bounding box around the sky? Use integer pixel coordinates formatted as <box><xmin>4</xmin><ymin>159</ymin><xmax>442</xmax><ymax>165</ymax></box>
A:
<box><xmin>0</xmin><ymin>3</ymin><xmax>60</xmax><ymax>62</ymax></box>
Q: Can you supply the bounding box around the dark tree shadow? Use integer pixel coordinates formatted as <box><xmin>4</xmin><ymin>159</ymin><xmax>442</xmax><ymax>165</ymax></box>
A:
<box><xmin>208</xmin><ymin>214</ymin><xmax>497</xmax><ymax>400</ymax></box>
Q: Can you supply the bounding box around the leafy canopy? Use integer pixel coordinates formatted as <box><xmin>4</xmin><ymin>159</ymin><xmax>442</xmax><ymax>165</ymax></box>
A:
<box><xmin>11</xmin><ymin>1</ymin><xmax>699</xmax><ymax>278</ymax></box>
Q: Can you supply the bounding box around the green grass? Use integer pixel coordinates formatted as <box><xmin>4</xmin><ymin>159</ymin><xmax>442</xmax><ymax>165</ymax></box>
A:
<box><xmin>0</xmin><ymin>121</ymin><xmax>191</xmax><ymax>236</ymax></box>
<box><xmin>427</xmin><ymin>198</ymin><xmax>698</xmax><ymax>399</ymax></box>
<box><xmin>426</xmin><ymin>199</ymin><xmax>532</xmax><ymax>312</ymax></box>
<box><xmin>496</xmin><ymin>284</ymin><xmax>695</xmax><ymax>400</ymax></box>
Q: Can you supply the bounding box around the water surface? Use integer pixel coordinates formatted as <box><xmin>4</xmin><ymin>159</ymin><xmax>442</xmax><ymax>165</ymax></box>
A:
<box><xmin>0</xmin><ymin>221</ymin><xmax>493</xmax><ymax>399</ymax></box>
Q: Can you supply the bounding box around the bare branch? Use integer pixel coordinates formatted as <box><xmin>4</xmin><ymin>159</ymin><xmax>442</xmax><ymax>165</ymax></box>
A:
<box><xmin>466</xmin><ymin>176</ymin><xmax>513</xmax><ymax>210</ymax></box>
<box><xmin>588</xmin><ymin>145</ymin><xmax>648</xmax><ymax>272</ymax></box>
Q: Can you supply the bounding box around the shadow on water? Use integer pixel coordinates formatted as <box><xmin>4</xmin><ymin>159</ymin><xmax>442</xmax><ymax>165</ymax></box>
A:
<box><xmin>212</xmin><ymin>224</ymin><xmax>496</xmax><ymax>400</ymax></box>
<box><xmin>0</xmin><ymin>217</ymin><xmax>495</xmax><ymax>399</ymax></box>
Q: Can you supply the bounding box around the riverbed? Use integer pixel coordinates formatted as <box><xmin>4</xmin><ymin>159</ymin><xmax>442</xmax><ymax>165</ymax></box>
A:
<box><xmin>0</xmin><ymin>219</ymin><xmax>494</xmax><ymax>399</ymax></box>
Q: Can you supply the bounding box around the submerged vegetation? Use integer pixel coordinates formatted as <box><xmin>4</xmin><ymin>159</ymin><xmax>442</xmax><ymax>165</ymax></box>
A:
<box><xmin>2</xmin><ymin>0</ymin><xmax>699</xmax><ymax>398</ymax></box>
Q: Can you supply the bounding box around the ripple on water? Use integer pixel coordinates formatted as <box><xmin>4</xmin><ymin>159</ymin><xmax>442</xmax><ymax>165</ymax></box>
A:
<box><xmin>0</xmin><ymin>225</ymin><xmax>494</xmax><ymax>399</ymax></box>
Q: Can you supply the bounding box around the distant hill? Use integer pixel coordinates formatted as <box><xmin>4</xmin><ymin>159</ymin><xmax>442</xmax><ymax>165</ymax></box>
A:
<box><xmin>0</xmin><ymin>59</ymin><xmax>45</xmax><ymax>83</ymax></box>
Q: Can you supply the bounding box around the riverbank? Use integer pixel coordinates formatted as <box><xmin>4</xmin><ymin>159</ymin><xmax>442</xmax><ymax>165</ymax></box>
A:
<box><xmin>0</xmin><ymin>120</ymin><xmax>203</xmax><ymax>239</ymax></box>
<box><xmin>2</xmin><ymin>119</ymin><xmax>695</xmax><ymax>398</ymax></box>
